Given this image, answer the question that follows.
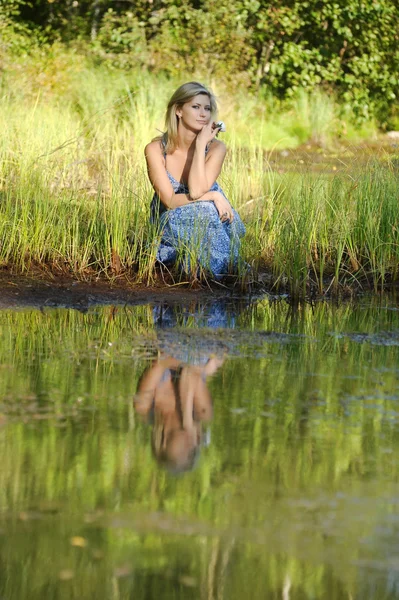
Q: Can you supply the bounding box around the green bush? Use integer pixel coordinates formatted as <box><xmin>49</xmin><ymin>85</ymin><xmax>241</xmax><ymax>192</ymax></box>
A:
<box><xmin>2</xmin><ymin>0</ymin><xmax>399</xmax><ymax>125</ymax></box>
<box><xmin>92</xmin><ymin>9</ymin><xmax>148</xmax><ymax>70</ymax></box>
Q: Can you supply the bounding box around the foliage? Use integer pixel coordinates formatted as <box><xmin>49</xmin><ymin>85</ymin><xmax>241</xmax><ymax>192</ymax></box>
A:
<box><xmin>145</xmin><ymin>0</ymin><xmax>254</xmax><ymax>84</ymax></box>
<box><xmin>2</xmin><ymin>0</ymin><xmax>399</xmax><ymax>123</ymax></box>
<box><xmin>92</xmin><ymin>9</ymin><xmax>148</xmax><ymax>70</ymax></box>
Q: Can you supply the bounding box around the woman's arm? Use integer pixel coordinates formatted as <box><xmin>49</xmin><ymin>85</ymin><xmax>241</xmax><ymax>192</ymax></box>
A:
<box><xmin>145</xmin><ymin>141</ymin><xmax>191</xmax><ymax>209</ymax></box>
<box><xmin>135</xmin><ymin>357</ymin><xmax>182</xmax><ymax>416</ymax></box>
<box><xmin>144</xmin><ymin>141</ymin><xmax>233</xmax><ymax>221</ymax></box>
<box><xmin>138</xmin><ymin>357</ymin><xmax>182</xmax><ymax>395</ymax></box>
<box><xmin>188</xmin><ymin>125</ymin><xmax>226</xmax><ymax>200</ymax></box>
<box><xmin>177</xmin><ymin>365</ymin><xmax>213</xmax><ymax>424</ymax></box>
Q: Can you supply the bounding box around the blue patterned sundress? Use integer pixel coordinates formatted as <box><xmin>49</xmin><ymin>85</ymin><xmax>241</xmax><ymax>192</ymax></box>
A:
<box><xmin>150</xmin><ymin>151</ymin><xmax>245</xmax><ymax>279</ymax></box>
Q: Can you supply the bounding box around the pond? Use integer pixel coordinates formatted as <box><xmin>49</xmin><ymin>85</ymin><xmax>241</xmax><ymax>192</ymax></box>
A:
<box><xmin>0</xmin><ymin>294</ymin><xmax>399</xmax><ymax>599</ymax></box>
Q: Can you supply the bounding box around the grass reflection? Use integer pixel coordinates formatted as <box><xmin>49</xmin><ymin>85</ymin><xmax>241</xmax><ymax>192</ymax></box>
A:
<box><xmin>0</xmin><ymin>297</ymin><xmax>398</xmax><ymax>598</ymax></box>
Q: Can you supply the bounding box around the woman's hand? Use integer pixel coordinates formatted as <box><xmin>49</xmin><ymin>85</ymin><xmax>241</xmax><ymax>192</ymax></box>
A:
<box><xmin>196</xmin><ymin>121</ymin><xmax>221</xmax><ymax>148</ymax></box>
<box><xmin>211</xmin><ymin>191</ymin><xmax>234</xmax><ymax>223</ymax></box>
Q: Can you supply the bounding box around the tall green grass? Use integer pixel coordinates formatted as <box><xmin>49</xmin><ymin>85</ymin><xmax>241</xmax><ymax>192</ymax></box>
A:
<box><xmin>0</xmin><ymin>62</ymin><xmax>396</xmax><ymax>296</ymax></box>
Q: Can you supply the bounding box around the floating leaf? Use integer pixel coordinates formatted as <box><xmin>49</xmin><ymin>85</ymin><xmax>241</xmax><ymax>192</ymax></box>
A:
<box><xmin>179</xmin><ymin>575</ymin><xmax>197</xmax><ymax>588</ymax></box>
<box><xmin>114</xmin><ymin>564</ymin><xmax>132</xmax><ymax>578</ymax></box>
<box><xmin>58</xmin><ymin>569</ymin><xmax>74</xmax><ymax>581</ymax></box>
<box><xmin>70</xmin><ymin>536</ymin><xmax>88</xmax><ymax>548</ymax></box>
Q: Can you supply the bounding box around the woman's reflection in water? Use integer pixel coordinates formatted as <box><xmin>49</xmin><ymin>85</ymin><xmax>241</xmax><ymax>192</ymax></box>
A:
<box><xmin>135</xmin><ymin>355</ymin><xmax>223</xmax><ymax>473</ymax></box>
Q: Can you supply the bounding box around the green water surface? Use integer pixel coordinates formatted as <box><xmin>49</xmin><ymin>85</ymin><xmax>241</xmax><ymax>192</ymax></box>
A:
<box><xmin>0</xmin><ymin>296</ymin><xmax>399</xmax><ymax>599</ymax></box>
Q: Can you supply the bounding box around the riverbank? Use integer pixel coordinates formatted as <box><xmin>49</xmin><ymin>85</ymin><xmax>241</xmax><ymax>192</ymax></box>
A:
<box><xmin>0</xmin><ymin>272</ymin><xmax>235</xmax><ymax>310</ymax></box>
<box><xmin>1</xmin><ymin>266</ymin><xmax>398</xmax><ymax>314</ymax></box>
<box><xmin>2</xmin><ymin>141</ymin><xmax>398</xmax><ymax>299</ymax></box>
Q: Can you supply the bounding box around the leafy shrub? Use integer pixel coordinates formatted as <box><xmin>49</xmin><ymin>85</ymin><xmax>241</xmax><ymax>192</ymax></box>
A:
<box><xmin>92</xmin><ymin>9</ymin><xmax>148</xmax><ymax>70</ymax></box>
<box><xmin>2</xmin><ymin>0</ymin><xmax>399</xmax><ymax>125</ymax></box>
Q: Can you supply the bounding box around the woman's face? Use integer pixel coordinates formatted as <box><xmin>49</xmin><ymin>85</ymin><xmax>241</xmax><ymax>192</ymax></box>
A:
<box><xmin>176</xmin><ymin>94</ymin><xmax>212</xmax><ymax>131</ymax></box>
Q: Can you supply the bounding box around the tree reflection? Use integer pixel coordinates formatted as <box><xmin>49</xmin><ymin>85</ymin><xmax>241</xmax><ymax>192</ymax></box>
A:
<box><xmin>135</xmin><ymin>355</ymin><xmax>223</xmax><ymax>472</ymax></box>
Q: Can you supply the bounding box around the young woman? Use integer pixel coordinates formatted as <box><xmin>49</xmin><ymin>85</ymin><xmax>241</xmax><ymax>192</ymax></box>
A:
<box><xmin>144</xmin><ymin>82</ymin><xmax>245</xmax><ymax>279</ymax></box>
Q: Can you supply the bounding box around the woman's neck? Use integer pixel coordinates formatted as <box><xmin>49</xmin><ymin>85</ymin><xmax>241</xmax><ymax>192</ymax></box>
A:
<box><xmin>176</xmin><ymin>126</ymin><xmax>197</xmax><ymax>152</ymax></box>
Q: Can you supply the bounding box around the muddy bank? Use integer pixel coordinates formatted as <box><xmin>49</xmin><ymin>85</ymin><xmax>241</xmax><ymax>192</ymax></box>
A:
<box><xmin>0</xmin><ymin>268</ymin><xmax>396</xmax><ymax>311</ymax></box>
<box><xmin>0</xmin><ymin>272</ymin><xmax>250</xmax><ymax>310</ymax></box>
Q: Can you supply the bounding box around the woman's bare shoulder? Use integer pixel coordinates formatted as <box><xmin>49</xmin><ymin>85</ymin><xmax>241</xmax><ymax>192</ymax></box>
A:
<box><xmin>144</xmin><ymin>139</ymin><xmax>163</xmax><ymax>158</ymax></box>
<box><xmin>207</xmin><ymin>139</ymin><xmax>227</xmax><ymax>157</ymax></box>
<box><xmin>208</xmin><ymin>139</ymin><xmax>226</xmax><ymax>153</ymax></box>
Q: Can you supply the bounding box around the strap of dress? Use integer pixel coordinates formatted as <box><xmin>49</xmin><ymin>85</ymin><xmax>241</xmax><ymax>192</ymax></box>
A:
<box><xmin>161</xmin><ymin>137</ymin><xmax>167</xmax><ymax>159</ymax></box>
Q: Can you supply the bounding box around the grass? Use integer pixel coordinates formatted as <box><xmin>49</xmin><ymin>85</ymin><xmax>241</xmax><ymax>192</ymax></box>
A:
<box><xmin>0</xmin><ymin>57</ymin><xmax>397</xmax><ymax>298</ymax></box>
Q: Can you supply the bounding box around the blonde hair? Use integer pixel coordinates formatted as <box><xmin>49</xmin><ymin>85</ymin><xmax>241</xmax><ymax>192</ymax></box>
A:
<box><xmin>159</xmin><ymin>82</ymin><xmax>218</xmax><ymax>154</ymax></box>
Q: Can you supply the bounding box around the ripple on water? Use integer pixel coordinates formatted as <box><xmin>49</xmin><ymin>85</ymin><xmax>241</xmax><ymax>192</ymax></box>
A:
<box><xmin>331</xmin><ymin>330</ymin><xmax>399</xmax><ymax>346</ymax></box>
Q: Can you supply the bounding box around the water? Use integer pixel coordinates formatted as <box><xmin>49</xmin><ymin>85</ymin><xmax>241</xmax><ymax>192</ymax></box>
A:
<box><xmin>0</xmin><ymin>295</ymin><xmax>399</xmax><ymax>599</ymax></box>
